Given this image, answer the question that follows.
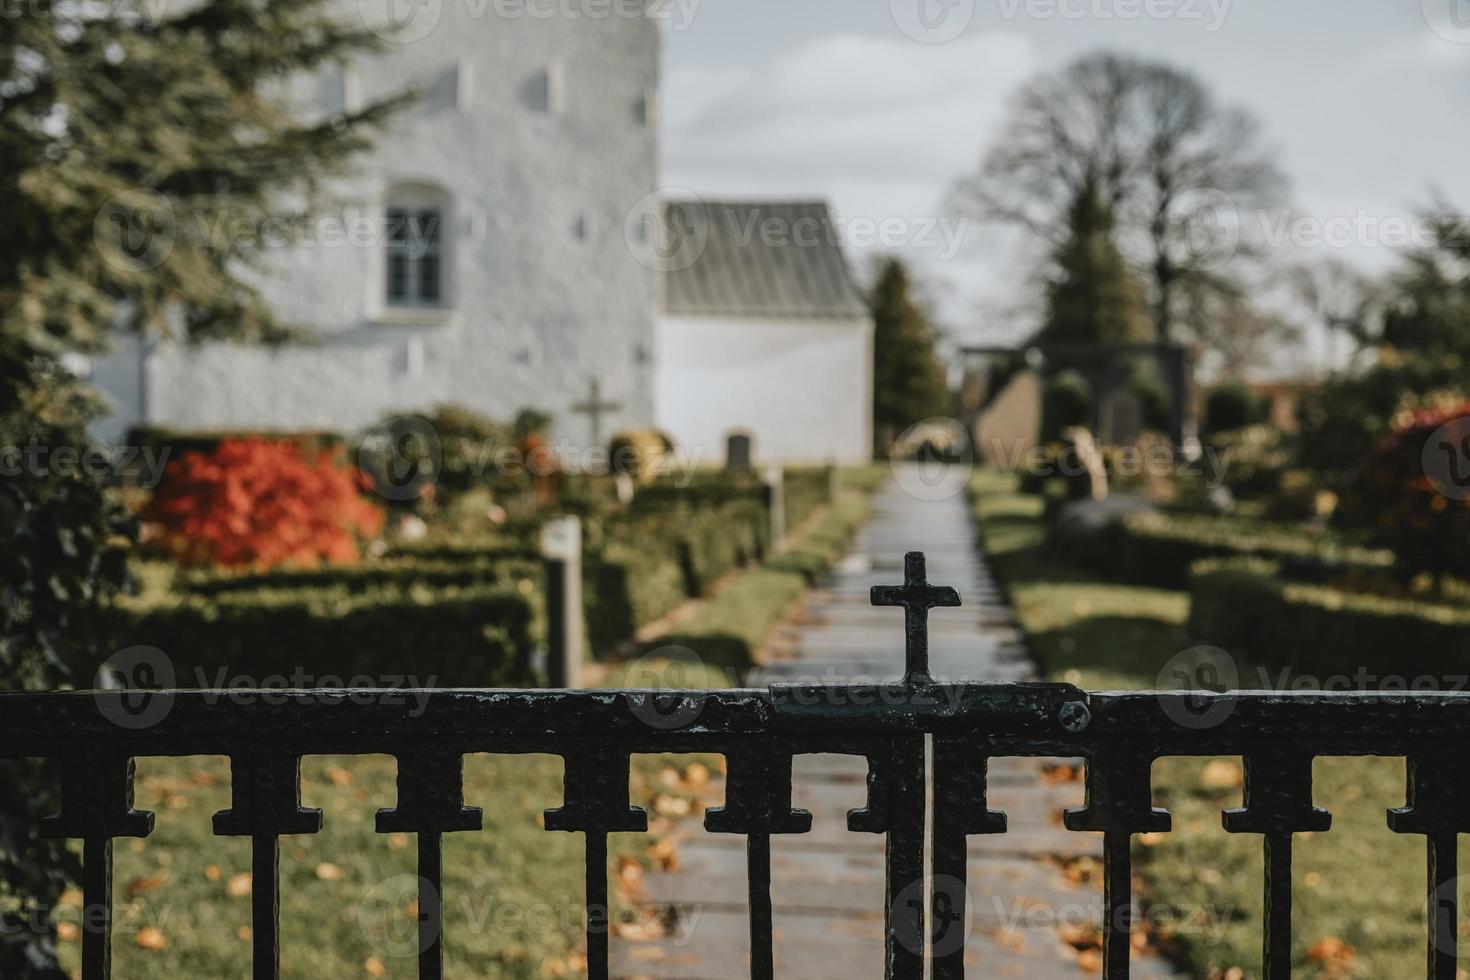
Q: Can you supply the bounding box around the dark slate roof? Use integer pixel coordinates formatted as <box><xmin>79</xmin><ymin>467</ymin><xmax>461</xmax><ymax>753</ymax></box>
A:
<box><xmin>657</xmin><ymin>200</ymin><xmax>870</xmax><ymax>319</ymax></box>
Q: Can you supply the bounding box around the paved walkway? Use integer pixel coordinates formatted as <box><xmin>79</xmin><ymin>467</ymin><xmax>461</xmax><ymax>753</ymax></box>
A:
<box><xmin>613</xmin><ymin>472</ymin><xmax>1178</xmax><ymax>979</ymax></box>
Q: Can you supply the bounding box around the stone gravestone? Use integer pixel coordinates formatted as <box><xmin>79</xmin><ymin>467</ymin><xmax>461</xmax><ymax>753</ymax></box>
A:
<box><xmin>1099</xmin><ymin>389</ymin><xmax>1142</xmax><ymax>447</ymax></box>
<box><xmin>540</xmin><ymin>516</ymin><xmax>583</xmax><ymax>688</ymax></box>
<box><xmin>762</xmin><ymin>465</ymin><xmax>785</xmax><ymax>552</ymax></box>
<box><xmin>1061</xmin><ymin>426</ymin><xmax>1109</xmax><ymax>502</ymax></box>
<box><xmin>726</xmin><ymin>432</ymin><xmax>753</xmax><ymax>474</ymax></box>
<box><xmin>975</xmin><ymin>368</ymin><xmax>1041</xmax><ymax>467</ymax></box>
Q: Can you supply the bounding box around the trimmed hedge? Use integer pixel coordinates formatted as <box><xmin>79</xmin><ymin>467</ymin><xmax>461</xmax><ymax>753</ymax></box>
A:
<box><xmin>110</xmin><ymin>584</ymin><xmax>536</xmax><ymax>688</ymax></box>
<box><xmin>647</xmin><ymin>496</ymin><xmax>872</xmax><ymax>669</ymax></box>
<box><xmin>1061</xmin><ymin>511</ymin><xmax>1391</xmax><ymax>589</ymax></box>
<box><xmin>783</xmin><ymin>467</ymin><xmax>832</xmax><ymax>531</ymax></box>
<box><xmin>179</xmin><ymin>551</ymin><xmax>542</xmax><ymax>597</ymax></box>
<box><xmin>129</xmin><ymin>425</ymin><xmax>344</xmax><ymax>463</ymax></box>
<box><xmin>1188</xmin><ymin>557</ymin><xmax>1470</xmax><ymax>682</ymax></box>
<box><xmin>584</xmin><ymin>497</ymin><xmax>769</xmax><ymax>656</ymax></box>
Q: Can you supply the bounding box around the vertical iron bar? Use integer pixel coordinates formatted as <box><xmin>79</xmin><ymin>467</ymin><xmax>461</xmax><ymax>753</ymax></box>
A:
<box><xmin>586</xmin><ymin>830</ymin><xmax>610</xmax><ymax>980</ymax></box>
<box><xmin>1103</xmin><ymin>829</ymin><xmax>1132</xmax><ymax>980</ymax></box>
<box><xmin>1428</xmin><ymin>830</ymin><xmax>1458</xmax><ymax>980</ymax></box>
<box><xmin>747</xmin><ymin>832</ymin><xmax>774</xmax><ymax>980</ymax></box>
<box><xmin>886</xmin><ymin>736</ymin><xmax>926</xmax><ymax>980</ymax></box>
<box><xmin>930</xmin><ymin>740</ymin><xmax>969</xmax><ymax>980</ymax></box>
<box><xmin>419</xmin><ymin>831</ymin><xmax>445</xmax><ymax>980</ymax></box>
<box><xmin>1262</xmin><ymin>831</ymin><xmax>1292</xmax><ymax>980</ymax></box>
<box><xmin>81</xmin><ymin>836</ymin><xmax>112</xmax><ymax>980</ymax></box>
<box><xmin>252</xmin><ymin>835</ymin><xmax>280</xmax><ymax>980</ymax></box>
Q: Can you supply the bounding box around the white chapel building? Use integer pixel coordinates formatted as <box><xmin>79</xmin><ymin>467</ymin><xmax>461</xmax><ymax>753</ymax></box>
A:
<box><xmin>87</xmin><ymin>6</ymin><xmax>874</xmax><ymax>464</ymax></box>
<box><xmin>655</xmin><ymin>201</ymin><xmax>874</xmax><ymax>464</ymax></box>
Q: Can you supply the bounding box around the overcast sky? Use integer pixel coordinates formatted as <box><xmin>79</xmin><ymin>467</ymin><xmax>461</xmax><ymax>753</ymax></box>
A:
<box><xmin>660</xmin><ymin>0</ymin><xmax>1470</xmax><ymax>366</ymax></box>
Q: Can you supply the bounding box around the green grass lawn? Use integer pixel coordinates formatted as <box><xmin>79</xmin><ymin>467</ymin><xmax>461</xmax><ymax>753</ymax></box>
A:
<box><xmin>969</xmin><ymin>469</ymin><xmax>1464</xmax><ymax>979</ymax></box>
<box><xmin>58</xmin><ymin>750</ymin><xmax>731</xmax><ymax>980</ymax></box>
<box><xmin>56</xmin><ymin>488</ymin><xmax>875</xmax><ymax>980</ymax></box>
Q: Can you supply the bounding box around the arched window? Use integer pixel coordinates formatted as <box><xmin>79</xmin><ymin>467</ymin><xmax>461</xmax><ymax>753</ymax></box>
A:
<box><xmin>383</xmin><ymin>184</ymin><xmax>450</xmax><ymax>309</ymax></box>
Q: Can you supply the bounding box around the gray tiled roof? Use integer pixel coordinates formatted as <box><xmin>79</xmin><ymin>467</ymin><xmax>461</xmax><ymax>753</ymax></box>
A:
<box><xmin>657</xmin><ymin>200</ymin><xmax>870</xmax><ymax>319</ymax></box>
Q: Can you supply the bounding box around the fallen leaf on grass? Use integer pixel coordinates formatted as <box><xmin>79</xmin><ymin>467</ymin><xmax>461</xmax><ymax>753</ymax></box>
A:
<box><xmin>1200</xmin><ymin>759</ymin><xmax>1243</xmax><ymax>790</ymax></box>
<box><xmin>124</xmin><ymin>872</ymin><xmax>169</xmax><ymax>898</ymax></box>
<box><xmin>1040</xmin><ymin>762</ymin><xmax>1083</xmax><ymax>784</ymax></box>
<box><xmin>653</xmin><ymin>795</ymin><xmax>690</xmax><ymax>817</ymax></box>
<box><xmin>646</xmin><ymin>838</ymin><xmax>680</xmax><ymax>872</ymax></box>
<box><xmin>135</xmin><ymin>927</ymin><xmax>167</xmax><ymax>951</ymax></box>
<box><xmin>1306</xmin><ymin>936</ymin><xmax>1356</xmax><ymax>976</ymax></box>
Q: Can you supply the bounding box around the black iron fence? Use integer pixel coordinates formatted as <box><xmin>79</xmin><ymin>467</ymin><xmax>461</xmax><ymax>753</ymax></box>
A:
<box><xmin>4</xmin><ymin>552</ymin><xmax>1468</xmax><ymax>980</ymax></box>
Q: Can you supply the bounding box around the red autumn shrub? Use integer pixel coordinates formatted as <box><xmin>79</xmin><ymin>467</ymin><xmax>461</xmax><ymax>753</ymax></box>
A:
<box><xmin>142</xmin><ymin>438</ymin><xmax>385</xmax><ymax>569</ymax></box>
<box><xmin>1341</xmin><ymin>401</ymin><xmax>1470</xmax><ymax>580</ymax></box>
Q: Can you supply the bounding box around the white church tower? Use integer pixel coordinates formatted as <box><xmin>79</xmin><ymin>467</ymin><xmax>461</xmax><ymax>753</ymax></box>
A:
<box><xmin>91</xmin><ymin>1</ymin><xmax>660</xmax><ymax>445</ymax></box>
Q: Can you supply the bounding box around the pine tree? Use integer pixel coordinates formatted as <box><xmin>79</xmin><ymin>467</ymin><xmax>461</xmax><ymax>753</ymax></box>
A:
<box><xmin>1039</xmin><ymin>179</ymin><xmax>1152</xmax><ymax>347</ymax></box>
<box><xmin>867</xmin><ymin>257</ymin><xmax>951</xmax><ymax>455</ymax></box>
<box><xmin>0</xmin><ymin>4</ymin><xmax>405</xmax><ymax>974</ymax></box>
<box><xmin>0</xmin><ymin>0</ymin><xmax>408</xmax><ymax>401</ymax></box>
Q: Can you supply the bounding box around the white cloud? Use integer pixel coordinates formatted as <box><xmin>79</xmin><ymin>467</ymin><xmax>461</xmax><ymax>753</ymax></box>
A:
<box><xmin>665</xmin><ymin>31</ymin><xmax>1035</xmax><ymax>195</ymax></box>
<box><xmin>1364</xmin><ymin>33</ymin><xmax>1470</xmax><ymax>70</ymax></box>
<box><xmin>662</xmin><ymin>31</ymin><xmax>1038</xmax><ymax>329</ymax></box>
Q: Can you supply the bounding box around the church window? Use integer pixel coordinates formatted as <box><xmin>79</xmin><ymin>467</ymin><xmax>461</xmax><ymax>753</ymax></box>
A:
<box><xmin>384</xmin><ymin>185</ymin><xmax>450</xmax><ymax>309</ymax></box>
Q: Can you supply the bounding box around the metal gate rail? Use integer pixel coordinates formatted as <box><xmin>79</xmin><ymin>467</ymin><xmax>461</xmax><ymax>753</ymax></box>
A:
<box><xmin>3</xmin><ymin>552</ymin><xmax>1467</xmax><ymax>979</ymax></box>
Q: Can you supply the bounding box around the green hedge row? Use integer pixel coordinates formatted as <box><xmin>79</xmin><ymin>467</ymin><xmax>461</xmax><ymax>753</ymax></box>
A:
<box><xmin>585</xmin><ymin>497</ymin><xmax>768</xmax><ymax>656</ymax></box>
<box><xmin>783</xmin><ymin>467</ymin><xmax>832</xmax><ymax>531</ymax></box>
<box><xmin>129</xmin><ymin>425</ymin><xmax>345</xmax><ymax>461</ymax></box>
<box><xmin>179</xmin><ymin>550</ymin><xmax>542</xmax><ymax>597</ymax></box>
<box><xmin>110</xmin><ymin>583</ymin><xmax>536</xmax><ymax>688</ymax></box>
<box><xmin>1061</xmin><ymin>511</ymin><xmax>1391</xmax><ymax>589</ymax></box>
<box><xmin>1188</xmin><ymin>557</ymin><xmax>1470</xmax><ymax>682</ymax></box>
<box><xmin>647</xmin><ymin>496</ymin><xmax>872</xmax><ymax>669</ymax></box>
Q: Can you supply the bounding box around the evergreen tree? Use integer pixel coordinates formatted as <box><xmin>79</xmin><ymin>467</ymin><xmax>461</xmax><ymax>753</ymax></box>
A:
<box><xmin>0</xmin><ymin>4</ymin><xmax>404</xmax><ymax>974</ymax></box>
<box><xmin>1039</xmin><ymin>179</ymin><xmax>1152</xmax><ymax>348</ymax></box>
<box><xmin>867</xmin><ymin>257</ymin><xmax>951</xmax><ymax>455</ymax></box>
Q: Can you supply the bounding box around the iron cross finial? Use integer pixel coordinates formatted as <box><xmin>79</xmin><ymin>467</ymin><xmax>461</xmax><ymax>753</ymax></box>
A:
<box><xmin>870</xmin><ymin>551</ymin><xmax>961</xmax><ymax>685</ymax></box>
